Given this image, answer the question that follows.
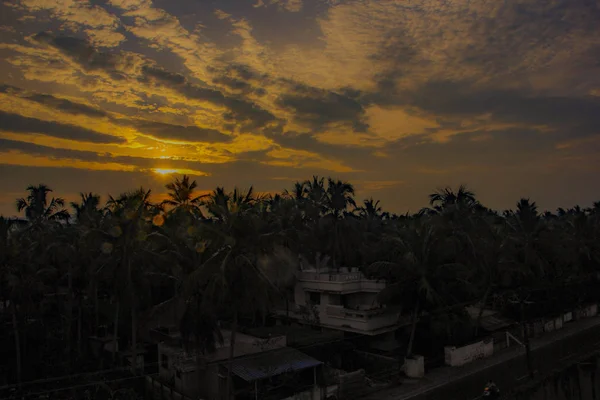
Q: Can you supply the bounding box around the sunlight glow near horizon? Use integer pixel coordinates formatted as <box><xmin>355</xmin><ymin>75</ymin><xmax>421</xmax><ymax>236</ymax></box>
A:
<box><xmin>152</xmin><ymin>168</ymin><xmax>210</xmax><ymax>177</ymax></box>
<box><xmin>153</xmin><ymin>168</ymin><xmax>179</xmax><ymax>175</ymax></box>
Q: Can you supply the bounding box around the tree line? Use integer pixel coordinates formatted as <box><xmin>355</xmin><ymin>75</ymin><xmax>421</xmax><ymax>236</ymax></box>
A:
<box><xmin>1</xmin><ymin>176</ymin><xmax>599</xmax><ymax>398</ymax></box>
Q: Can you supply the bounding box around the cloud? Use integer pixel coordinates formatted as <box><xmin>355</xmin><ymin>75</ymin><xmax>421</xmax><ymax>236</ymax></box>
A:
<box><xmin>263</xmin><ymin>146</ymin><xmax>355</xmax><ymax>173</ymax></box>
<box><xmin>0</xmin><ymin>85</ymin><xmax>107</xmax><ymax>118</ymax></box>
<box><xmin>0</xmin><ymin>110</ymin><xmax>125</xmax><ymax>144</ymax></box>
<box><xmin>253</xmin><ymin>0</ymin><xmax>303</xmax><ymax>12</ymax></box>
<box><xmin>0</xmin><ymin>137</ymin><xmax>209</xmax><ymax>174</ymax></box>
<box><xmin>210</xmin><ymin>64</ymin><xmax>268</xmax><ymax>96</ymax></box>
<box><xmin>3</xmin><ymin>0</ymin><xmax>600</xmax><ymax>216</ymax></box>
<box><xmin>141</xmin><ymin>63</ymin><xmax>278</xmax><ymax>130</ymax></box>
<box><xmin>25</xmin><ymin>93</ymin><xmax>108</xmax><ymax>117</ymax></box>
<box><xmin>277</xmin><ymin>83</ymin><xmax>368</xmax><ymax>131</ymax></box>
<box><xmin>33</xmin><ymin>32</ymin><xmax>131</xmax><ymax>79</ymax></box>
<box><xmin>391</xmin><ymin>81</ymin><xmax>600</xmax><ymax>141</ymax></box>
<box><xmin>16</xmin><ymin>0</ymin><xmax>125</xmax><ymax>47</ymax></box>
<box><xmin>130</xmin><ymin>120</ymin><xmax>232</xmax><ymax>144</ymax></box>
<box><xmin>107</xmin><ymin>0</ymin><xmax>221</xmax><ymax>81</ymax></box>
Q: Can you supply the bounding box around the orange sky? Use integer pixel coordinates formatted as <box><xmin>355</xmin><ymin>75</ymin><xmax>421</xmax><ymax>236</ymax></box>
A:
<box><xmin>1</xmin><ymin>0</ymin><xmax>600</xmax><ymax>216</ymax></box>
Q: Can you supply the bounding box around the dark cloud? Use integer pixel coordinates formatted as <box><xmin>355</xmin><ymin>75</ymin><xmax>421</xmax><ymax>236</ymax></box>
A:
<box><xmin>370</xmin><ymin>29</ymin><xmax>417</xmax><ymax>93</ymax></box>
<box><xmin>267</xmin><ymin>130</ymin><xmax>375</xmax><ymax>163</ymax></box>
<box><xmin>177</xmin><ymin>81</ymin><xmax>228</xmax><ymax>104</ymax></box>
<box><xmin>0</xmin><ymin>137</ymin><xmax>206</xmax><ymax>171</ymax></box>
<box><xmin>1</xmin><ymin>84</ymin><xmax>108</xmax><ymax>117</ymax></box>
<box><xmin>0</xmin><ymin>110</ymin><xmax>125</xmax><ymax>144</ymax></box>
<box><xmin>0</xmin><ymin>84</ymin><xmax>20</xmax><ymax>94</ymax></box>
<box><xmin>33</xmin><ymin>32</ymin><xmax>126</xmax><ymax>80</ymax></box>
<box><xmin>26</xmin><ymin>93</ymin><xmax>108</xmax><ymax>117</ymax></box>
<box><xmin>140</xmin><ymin>65</ymin><xmax>187</xmax><ymax>86</ymax></box>
<box><xmin>131</xmin><ymin>120</ymin><xmax>232</xmax><ymax>143</ymax></box>
<box><xmin>221</xmin><ymin>97</ymin><xmax>278</xmax><ymax>130</ymax></box>
<box><xmin>0</xmin><ymin>137</ymin><xmax>104</xmax><ymax>160</ymax></box>
<box><xmin>410</xmin><ymin>81</ymin><xmax>600</xmax><ymax>137</ymax></box>
<box><xmin>142</xmin><ymin>64</ymin><xmax>278</xmax><ymax>129</ymax></box>
<box><xmin>277</xmin><ymin>83</ymin><xmax>369</xmax><ymax>131</ymax></box>
<box><xmin>0</xmin><ymin>83</ymin><xmax>228</xmax><ymax>144</ymax></box>
<box><xmin>366</xmin><ymin>79</ymin><xmax>600</xmax><ymax>141</ymax></box>
<box><xmin>30</xmin><ymin>33</ymin><xmax>279</xmax><ymax>131</ymax></box>
<box><xmin>211</xmin><ymin>64</ymin><xmax>268</xmax><ymax>96</ymax></box>
<box><xmin>460</xmin><ymin>1</ymin><xmax>600</xmax><ymax>77</ymax></box>
<box><xmin>213</xmin><ymin>76</ymin><xmax>253</xmax><ymax>92</ymax></box>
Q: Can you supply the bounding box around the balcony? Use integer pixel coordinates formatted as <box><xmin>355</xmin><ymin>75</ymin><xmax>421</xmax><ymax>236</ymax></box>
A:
<box><xmin>323</xmin><ymin>305</ymin><xmax>410</xmax><ymax>334</ymax></box>
<box><xmin>299</xmin><ymin>272</ymin><xmax>386</xmax><ymax>293</ymax></box>
<box><xmin>274</xmin><ymin>303</ymin><xmax>410</xmax><ymax>335</ymax></box>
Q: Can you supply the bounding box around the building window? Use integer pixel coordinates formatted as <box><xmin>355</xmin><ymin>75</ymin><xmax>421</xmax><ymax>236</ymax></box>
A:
<box><xmin>309</xmin><ymin>292</ymin><xmax>321</xmax><ymax>305</ymax></box>
<box><xmin>161</xmin><ymin>354</ymin><xmax>169</xmax><ymax>369</ymax></box>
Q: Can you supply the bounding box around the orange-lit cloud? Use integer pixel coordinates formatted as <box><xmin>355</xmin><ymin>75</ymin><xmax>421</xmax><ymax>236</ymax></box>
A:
<box><xmin>1</xmin><ymin>0</ymin><xmax>600</xmax><ymax>216</ymax></box>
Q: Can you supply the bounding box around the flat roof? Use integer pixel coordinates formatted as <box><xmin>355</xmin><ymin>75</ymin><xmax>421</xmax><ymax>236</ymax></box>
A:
<box><xmin>231</xmin><ymin>347</ymin><xmax>322</xmax><ymax>382</ymax></box>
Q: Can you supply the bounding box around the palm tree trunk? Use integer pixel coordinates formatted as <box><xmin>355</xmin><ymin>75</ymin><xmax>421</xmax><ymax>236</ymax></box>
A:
<box><xmin>520</xmin><ymin>301</ymin><xmax>534</xmax><ymax>379</ymax></box>
<box><xmin>332</xmin><ymin>219</ymin><xmax>338</xmax><ymax>271</ymax></box>
<box><xmin>128</xmin><ymin>259</ymin><xmax>138</xmax><ymax>375</ymax></box>
<box><xmin>225</xmin><ymin>311</ymin><xmax>238</xmax><ymax>400</ymax></box>
<box><xmin>94</xmin><ymin>280</ymin><xmax>99</xmax><ymax>333</ymax></box>
<box><xmin>406</xmin><ymin>300</ymin><xmax>421</xmax><ymax>358</ymax></box>
<box><xmin>131</xmin><ymin>301</ymin><xmax>138</xmax><ymax>374</ymax></box>
<box><xmin>112</xmin><ymin>301</ymin><xmax>120</xmax><ymax>363</ymax></box>
<box><xmin>285</xmin><ymin>297</ymin><xmax>290</xmax><ymax>323</ymax></box>
<box><xmin>67</xmin><ymin>263</ymin><xmax>74</xmax><ymax>371</ymax></box>
<box><xmin>11</xmin><ymin>302</ymin><xmax>22</xmax><ymax>390</ymax></box>
<box><xmin>475</xmin><ymin>285</ymin><xmax>492</xmax><ymax>337</ymax></box>
<box><xmin>77</xmin><ymin>296</ymin><xmax>83</xmax><ymax>358</ymax></box>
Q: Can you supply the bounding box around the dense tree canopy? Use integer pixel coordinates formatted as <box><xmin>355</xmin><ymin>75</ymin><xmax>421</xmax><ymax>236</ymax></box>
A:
<box><xmin>1</xmin><ymin>177</ymin><xmax>600</xmax><ymax>398</ymax></box>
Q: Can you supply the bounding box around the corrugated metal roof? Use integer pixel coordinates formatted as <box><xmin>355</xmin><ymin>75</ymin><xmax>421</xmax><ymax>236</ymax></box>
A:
<box><xmin>480</xmin><ymin>314</ymin><xmax>516</xmax><ymax>331</ymax></box>
<box><xmin>231</xmin><ymin>347</ymin><xmax>322</xmax><ymax>382</ymax></box>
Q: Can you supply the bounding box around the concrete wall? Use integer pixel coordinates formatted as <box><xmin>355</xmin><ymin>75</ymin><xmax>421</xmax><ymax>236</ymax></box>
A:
<box><xmin>444</xmin><ymin>339</ymin><xmax>494</xmax><ymax>367</ymax></box>
<box><xmin>400</xmin><ymin>317</ymin><xmax>600</xmax><ymax>400</ymax></box>
<box><xmin>281</xmin><ymin>386</ymin><xmax>321</xmax><ymax>400</ymax></box>
<box><xmin>145</xmin><ymin>376</ymin><xmax>195</xmax><ymax>400</ymax></box>
<box><xmin>354</xmin><ymin>350</ymin><xmax>397</xmax><ymax>374</ymax></box>
<box><xmin>543</xmin><ymin>317</ymin><xmax>564</xmax><ymax>333</ymax></box>
<box><xmin>337</xmin><ymin>369</ymin><xmax>367</xmax><ymax>399</ymax></box>
<box><xmin>505</xmin><ymin>354</ymin><xmax>600</xmax><ymax>400</ymax></box>
<box><xmin>297</xmin><ymin>272</ymin><xmax>386</xmax><ymax>294</ymax></box>
<box><xmin>575</xmin><ymin>304</ymin><xmax>598</xmax><ymax>320</ymax></box>
<box><xmin>289</xmin><ymin>288</ymin><xmax>403</xmax><ymax>333</ymax></box>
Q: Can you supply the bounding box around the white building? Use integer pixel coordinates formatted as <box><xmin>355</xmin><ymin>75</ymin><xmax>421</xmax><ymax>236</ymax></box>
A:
<box><xmin>275</xmin><ymin>267</ymin><xmax>411</xmax><ymax>337</ymax></box>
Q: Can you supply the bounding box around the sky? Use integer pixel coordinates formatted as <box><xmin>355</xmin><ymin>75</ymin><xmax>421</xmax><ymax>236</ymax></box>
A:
<box><xmin>1</xmin><ymin>0</ymin><xmax>600</xmax><ymax>216</ymax></box>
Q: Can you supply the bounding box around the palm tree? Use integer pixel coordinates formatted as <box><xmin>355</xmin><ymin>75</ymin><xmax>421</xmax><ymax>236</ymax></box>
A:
<box><xmin>3</xmin><ymin>224</ymin><xmax>59</xmax><ymax>387</ymax></box>
<box><xmin>71</xmin><ymin>193</ymin><xmax>102</xmax><ymax>224</ymax></box>
<box><xmin>0</xmin><ymin>217</ymin><xmax>23</xmax><ymax>388</ymax></box>
<box><xmin>103</xmin><ymin>187</ymin><xmax>162</xmax><ymax>373</ymax></box>
<box><xmin>66</xmin><ymin>193</ymin><xmax>108</xmax><ymax>360</ymax></box>
<box><xmin>428</xmin><ymin>185</ymin><xmax>478</xmax><ymax>211</ymax></box>
<box><xmin>185</xmin><ymin>186</ymin><xmax>297</xmax><ymax>399</ymax></box>
<box><xmin>16</xmin><ymin>184</ymin><xmax>70</xmax><ymax>227</ymax></box>
<box><xmin>325</xmin><ymin>178</ymin><xmax>356</xmax><ymax>217</ymax></box>
<box><xmin>323</xmin><ymin>178</ymin><xmax>356</xmax><ymax>270</ymax></box>
<box><xmin>368</xmin><ymin>218</ymin><xmax>469</xmax><ymax>359</ymax></box>
<box><xmin>468</xmin><ymin>220</ymin><xmax>512</xmax><ymax>335</ymax></box>
<box><xmin>505</xmin><ymin>199</ymin><xmax>548</xmax><ymax>283</ymax></box>
<box><xmin>356</xmin><ymin>198</ymin><xmax>383</xmax><ymax>219</ymax></box>
<box><xmin>161</xmin><ymin>175</ymin><xmax>207</xmax><ymax>217</ymax></box>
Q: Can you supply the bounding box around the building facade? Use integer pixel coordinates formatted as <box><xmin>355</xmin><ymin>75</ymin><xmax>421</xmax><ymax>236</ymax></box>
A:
<box><xmin>276</xmin><ymin>267</ymin><xmax>411</xmax><ymax>336</ymax></box>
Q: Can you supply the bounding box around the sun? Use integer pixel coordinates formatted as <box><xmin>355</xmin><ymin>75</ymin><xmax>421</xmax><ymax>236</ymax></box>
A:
<box><xmin>151</xmin><ymin>167</ymin><xmax>210</xmax><ymax>177</ymax></box>
<box><xmin>153</xmin><ymin>168</ymin><xmax>179</xmax><ymax>175</ymax></box>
